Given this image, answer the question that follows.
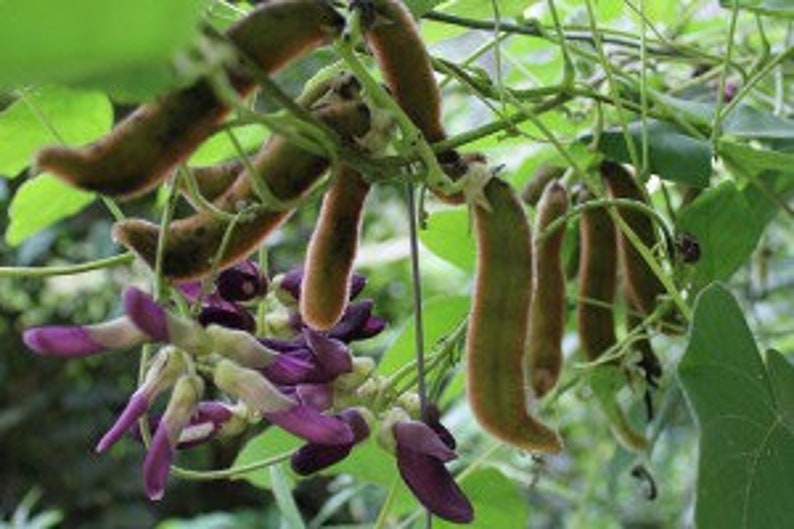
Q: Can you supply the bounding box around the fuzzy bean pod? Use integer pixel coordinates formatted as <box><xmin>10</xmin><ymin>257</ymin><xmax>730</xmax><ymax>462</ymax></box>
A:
<box><xmin>37</xmin><ymin>0</ymin><xmax>344</xmax><ymax>199</ymax></box>
<box><xmin>521</xmin><ymin>164</ymin><xmax>566</xmax><ymax>207</ymax></box>
<box><xmin>524</xmin><ymin>180</ymin><xmax>568</xmax><ymax>398</ymax></box>
<box><xmin>466</xmin><ymin>174</ymin><xmax>562</xmax><ymax>453</ymax></box>
<box><xmin>113</xmin><ymin>98</ymin><xmax>373</xmax><ymax>280</ymax></box>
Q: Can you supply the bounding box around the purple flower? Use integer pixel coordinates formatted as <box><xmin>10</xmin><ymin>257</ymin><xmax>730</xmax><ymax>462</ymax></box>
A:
<box><xmin>213</xmin><ymin>359</ymin><xmax>353</xmax><ymax>445</ymax></box>
<box><xmin>143</xmin><ymin>374</ymin><xmax>203</xmax><ymax>500</ymax></box>
<box><xmin>216</xmin><ymin>260</ymin><xmax>268</xmax><ymax>302</ymax></box>
<box><xmin>95</xmin><ymin>348</ymin><xmax>186</xmax><ymax>453</ymax></box>
<box><xmin>123</xmin><ymin>287</ymin><xmax>210</xmax><ymax>353</ymax></box>
<box><xmin>23</xmin><ymin>316</ymin><xmax>147</xmax><ymax>358</ymax></box>
<box><xmin>290</xmin><ymin>300</ymin><xmax>386</xmax><ymax>343</ymax></box>
<box><xmin>278</xmin><ymin>267</ymin><xmax>366</xmax><ymax>303</ymax></box>
<box><xmin>391</xmin><ymin>411</ymin><xmax>474</xmax><ymax>524</ymax></box>
<box><xmin>199</xmin><ymin>300</ymin><xmax>256</xmax><ymax>332</ymax></box>
<box><xmin>291</xmin><ymin>408</ymin><xmax>370</xmax><ymax>475</ymax></box>
<box><xmin>261</xmin><ymin>330</ymin><xmax>353</xmax><ymax>385</ymax></box>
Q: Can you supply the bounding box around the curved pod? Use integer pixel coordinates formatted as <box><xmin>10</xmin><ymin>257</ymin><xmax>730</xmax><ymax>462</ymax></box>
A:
<box><xmin>466</xmin><ymin>176</ymin><xmax>562</xmax><ymax>453</ymax></box>
<box><xmin>525</xmin><ymin>180</ymin><xmax>568</xmax><ymax>398</ymax></box>
<box><xmin>37</xmin><ymin>0</ymin><xmax>344</xmax><ymax>199</ymax></box>
<box><xmin>300</xmin><ymin>166</ymin><xmax>370</xmax><ymax>330</ymax></box>
<box><xmin>113</xmin><ymin>99</ymin><xmax>372</xmax><ymax>280</ymax></box>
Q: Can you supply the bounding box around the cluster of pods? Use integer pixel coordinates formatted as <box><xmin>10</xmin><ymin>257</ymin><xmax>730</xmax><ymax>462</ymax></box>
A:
<box><xmin>20</xmin><ymin>0</ymin><xmax>686</xmax><ymax>523</ymax></box>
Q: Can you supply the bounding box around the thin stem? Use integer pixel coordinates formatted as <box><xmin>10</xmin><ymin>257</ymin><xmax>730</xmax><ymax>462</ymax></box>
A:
<box><xmin>710</xmin><ymin>0</ymin><xmax>741</xmax><ymax>147</ymax></box>
<box><xmin>0</xmin><ymin>253</ymin><xmax>134</xmax><ymax>277</ymax></box>
<box><xmin>405</xmin><ymin>183</ymin><xmax>428</xmax><ymax>415</ymax></box>
<box><xmin>171</xmin><ymin>450</ymin><xmax>293</xmax><ymax>481</ymax></box>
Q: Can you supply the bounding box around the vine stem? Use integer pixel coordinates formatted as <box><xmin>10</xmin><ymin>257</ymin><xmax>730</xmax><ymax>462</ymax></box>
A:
<box><xmin>170</xmin><ymin>451</ymin><xmax>293</xmax><ymax>481</ymax></box>
<box><xmin>709</xmin><ymin>0</ymin><xmax>741</xmax><ymax>148</ymax></box>
<box><xmin>0</xmin><ymin>253</ymin><xmax>134</xmax><ymax>277</ymax></box>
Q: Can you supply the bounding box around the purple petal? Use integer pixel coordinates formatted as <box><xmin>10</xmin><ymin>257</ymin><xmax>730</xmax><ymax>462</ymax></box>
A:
<box><xmin>23</xmin><ymin>317</ymin><xmax>146</xmax><ymax>357</ymax></box>
<box><xmin>338</xmin><ymin>408</ymin><xmax>370</xmax><ymax>443</ymax></box>
<box><xmin>199</xmin><ymin>303</ymin><xmax>255</xmax><ymax>332</ymax></box>
<box><xmin>279</xmin><ymin>267</ymin><xmax>304</xmax><ymax>300</ymax></box>
<box><xmin>351</xmin><ymin>316</ymin><xmax>387</xmax><ymax>340</ymax></box>
<box><xmin>175</xmin><ymin>281</ymin><xmax>203</xmax><ymax>303</ymax></box>
<box><xmin>123</xmin><ymin>288</ymin><xmax>169</xmax><ymax>342</ymax></box>
<box><xmin>305</xmin><ymin>330</ymin><xmax>353</xmax><ymax>377</ymax></box>
<box><xmin>348</xmin><ymin>273</ymin><xmax>367</xmax><ymax>300</ymax></box>
<box><xmin>266</xmin><ymin>405</ymin><xmax>354</xmax><ymax>445</ymax></box>
<box><xmin>393</xmin><ymin>421</ymin><xmax>456</xmax><ymax>462</ymax></box>
<box><xmin>328</xmin><ymin>300</ymin><xmax>374</xmax><ymax>341</ymax></box>
<box><xmin>194</xmin><ymin>401</ymin><xmax>234</xmax><ymax>425</ymax></box>
<box><xmin>262</xmin><ymin>351</ymin><xmax>321</xmax><ymax>385</ymax></box>
<box><xmin>291</xmin><ymin>442</ymin><xmax>354</xmax><ymax>476</ymax></box>
<box><xmin>295</xmin><ymin>384</ymin><xmax>333</xmax><ymax>411</ymax></box>
<box><xmin>259</xmin><ymin>336</ymin><xmax>307</xmax><ymax>352</ymax></box>
<box><xmin>216</xmin><ymin>260</ymin><xmax>267</xmax><ymax>302</ymax></box>
<box><xmin>213</xmin><ymin>360</ymin><xmax>295</xmax><ymax>414</ymax></box>
<box><xmin>396</xmin><ymin>442</ymin><xmax>474</xmax><ymax>524</ymax></box>
<box><xmin>96</xmin><ymin>390</ymin><xmax>151</xmax><ymax>453</ymax></box>
<box><xmin>142</xmin><ymin>424</ymin><xmax>173</xmax><ymax>501</ymax></box>
<box><xmin>424</xmin><ymin>404</ymin><xmax>456</xmax><ymax>450</ymax></box>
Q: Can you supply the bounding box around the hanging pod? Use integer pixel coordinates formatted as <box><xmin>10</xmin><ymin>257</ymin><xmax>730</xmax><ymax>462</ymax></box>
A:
<box><xmin>36</xmin><ymin>0</ymin><xmax>344</xmax><ymax>199</ymax></box>
<box><xmin>466</xmin><ymin>169</ymin><xmax>562</xmax><ymax>453</ymax></box>
<box><xmin>524</xmin><ymin>180</ymin><xmax>568</xmax><ymax>399</ymax></box>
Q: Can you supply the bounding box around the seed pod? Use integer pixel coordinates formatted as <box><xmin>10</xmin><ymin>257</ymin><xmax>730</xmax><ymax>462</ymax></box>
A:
<box><xmin>182</xmin><ymin>161</ymin><xmax>245</xmax><ymax>208</ymax></box>
<box><xmin>524</xmin><ymin>180</ymin><xmax>568</xmax><ymax>398</ymax></box>
<box><xmin>113</xmin><ymin>98</ymin><xmax>372</xmax><ymax>280</ymax></box>
<box><xmin>36</xmin><ymin>0</ymin><xmax>344</xmax><ymax>199</ymax></box>
<box><xmin>521</xmin><ymin>164</ymin><xmax>566</xmax><ymax>207</ymax></box>
<box><xmin>600</xmin><ymin>161</ymin><xmax>665</xmax><ymax>317</ymax></box>
<box><xmin>300</xmin><ymin>166</ymin><xmax>370</xmax><ymax>330</ymax></box>
<box><xmin>466</xmin><ymin>174</ymin><xmax>562</xmax><ymax>453</ymax></box>
<box><xmin>576</xmin><ymin>190</ymin><xmax>618</xmax><ymax>362</ymax></box>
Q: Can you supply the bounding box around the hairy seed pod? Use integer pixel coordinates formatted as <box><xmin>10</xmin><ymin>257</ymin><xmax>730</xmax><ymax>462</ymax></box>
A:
<box><xmin>113</xmin><ymin>99</ymin><xmax>372</xmax><ymax>280</ymax></box>
<box><xmin>36</xmin><ymin>0</ymin><xmax>344</xmax><ymax>199</ymax></box>
<box><xmin>521</xmin><ymin>164</ymin><xmax>566</xmax><ymax>207</ymax></box>
<box><xmin>576</xmin><ymin>190</ymin><xmax>618</xmax><ymax>362</ymax></box>
<box><xmin>301</xmin><ymin>166</ymin><xmax>370</xmax><ymax>330</ymax></box>
<box><xmin>524</xmin><ymin>180</ymin><xmax>568</xmax><ymax>398</ymax></box>
<box><xmin>466</xmin><ymin>175</ymin><xmax>562</xmax><ymax>453</ymax></box>
<box><xmin>600</xmin><ymin>161</ymin><xmax>665</xmax><ymax>317</ymax></box>
<box><xmin>182</xmin><ymin>161</ymin><xmax>245</xmax><ymax>208</ymax></box>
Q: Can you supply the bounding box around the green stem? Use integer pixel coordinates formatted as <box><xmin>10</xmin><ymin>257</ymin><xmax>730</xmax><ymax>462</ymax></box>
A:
<box><xmin>171</xmin><ymin>450</ymin><xmax>293</xmax><ymax>481</ymax></box>
<box><xmin>0</xmin><ymin>253</ymin><xmax>134</xmax><ymax>277</ymax></box>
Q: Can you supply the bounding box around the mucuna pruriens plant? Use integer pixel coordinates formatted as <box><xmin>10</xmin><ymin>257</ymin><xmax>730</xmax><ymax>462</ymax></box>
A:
<box><xmin>300</xmin><ymin>165</ymin><xmax>370</xmax><ymax>330</ymax></box>
<box><xmin>600</xmin><ymin>161</ymin><xmax>666</xmax><ymax>317</ymax></box>
<box><xmin>466</xmin><ymin>174</ymin><xmax>562</xmax><ymax>453</ymax></box>
<box><xmin>182</xmin><ymin>161</ymin><xmax>245</xmax><ymax>208</ymax></box>
<box><xmin>36</xmin><ymin>0</ymin><xmax>344</xmax><ymax>199</ymax></box>
<box><xmin>521</xmin><ymin>164</ymin><xmax>566</xmax><ymax>207</ymax></box>
<box><xmin>524</xmin><ymin>180</ymin><xmax>568</xmax><ymax>399</ymax></box>
<box><xmin>113</xmin><ymin>98</ymin><xmax>373</xmax><ymax>280</ymax></box>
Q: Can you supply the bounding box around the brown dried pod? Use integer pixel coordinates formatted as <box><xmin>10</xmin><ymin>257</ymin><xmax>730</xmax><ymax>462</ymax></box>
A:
<box><xmin>37</xmin><ymin>0</ymin><xmax>344</xmax><ymax>199</ymax></box>
<box><xmin>521</xmin><ymin>164</ymin><xmax>566</xmax><ymax>207</ymax></box>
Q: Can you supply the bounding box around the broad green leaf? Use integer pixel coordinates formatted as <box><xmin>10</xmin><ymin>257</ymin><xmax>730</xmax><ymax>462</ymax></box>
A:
<box><xmin>678</xmin><ymin>284</ymin><xmax>794</xmax><ymax>529</ymax></box>
<box><xmin>0</xmin><ymin>87</ymin><xmax>112</xmax><ymax>178</ymax></box>
<box><xmin>767</xmin><ymin>350</ymin><xmax>794</xmax><ymax>433</ymax></box>
<box><xmin>594</xmin><ymin>121</ymin><xmax>711</xmax><ymax>186</ymax></box>
<box><xmin>377</xmin><ymin>296</ymin><xmax>470</xmax><ymax>375</ymax></box>
<box><xmin>419</xmin><ymin>209</ymin><xmax>476</xmax><ymax>272</ymax></box>
<box><xmin>677</xmin><ymin>181</ymin><xmax>769</xmax><ymax>289</ymax></box>
<box><xmin>189</xmin><ymin>124</ymin><xmax>269</xmax><ymax>167</ymax></box>
<box><xmin>441</xmin><ymin>0</ymin><xmax>533</xmax><ymax>19</ymax></box>
<box><xmin>0</xmin><ymin>0</ymin><xmax>204</xmax><ymax>87</ymax></box>
<box><xmin>718</xmin><ymin>0</ymin><xmax>794</xmax><ymax>18</ymax></box>
<box><xmin>436</xmin><ymin>467</ymin><xmax>528</xmax><ymax>529</ymax></box>
<box><xmin>6</xmin><ymin>174</ymin><xmax>95</xmax><ymax>246</ymax></box>
<box><xmin>718</xmin><ymin>140</ymin><xmax>794</xmax><ymax>177</ymax></box>
<box><xmin>233</xmin><ymin>428</ymin><xmax>302</xmax><ymax>490</ymax></box>
<box><xmin>407</xmin><ymin>0</ymin><xmax>447</xmax><ymax>16</ymax></box>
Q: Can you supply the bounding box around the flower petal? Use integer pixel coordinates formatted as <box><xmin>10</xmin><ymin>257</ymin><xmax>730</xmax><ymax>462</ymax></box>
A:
<box><xmin>262</xmin><ymin>351</ymin><xmax>321</xmax><ymax>385</ymax></box>
<box><xmin>349</xmin><ymin>272</ymin><xmax>367</xmax><ymax>300</ymax></box>
<box><xmin>23</xmin><ymin>317</ymin><xmax>146</xmax><ymax>357</ymax></box>
<box><xmin>95</xmin><ymin>390</ymin><xmax>151</xmax><ymax>453</ymax></box>
<box><xmin>424</xmin><ymin>404</ymin><xmax>456</xmax><ymax>450</ymax></box>
<box><xmin>123</xmin><ymin>287</ymin><xmax>170</xmax><ymax>342</ymax></box>
<box><xmin>396</xmin><ymin>442</ymin><xmax>474</xmax><ymax>524</ymax></box>
<box><xmin>393</xmin><ymin>420</ymin><xmax>456</xmax><ymax>462</ymax></box>
<box><xmin>305</xmin><ymin>330</ymin><xmax>352</xmax><ymax>376</ymax></box>
<box><xmin>199</xmin><ymin>303</ymin><xmax>255</xmax><ymax>332</ymax></box>
<box><xmin>328</xmin><ymin>299</ymin><xmax>373</xmax><ymax>341</ymax></box>
<box><xmin>291</xmin><ymin>442</ymin><xmax>354</xmax><ymax>476</ymax></box>
<box><xmin>279</xmin><ymin>267</ymin><xmax>304</xmax><ymax>300</ymax></box>
<box><xmin>266</xmin><ymin>405</ymin><xmax>354</xmax><ymax>445</ymax></box>
<box><xmin>295</xmin><ymin>384</ymin><xmax>333</xmax><ymax>411</ymax></box>
<box><xmin>214</xmin><ymin>360</ymin><xmax>295</xmax><ymax>414</ymax></box>
<box><xmin>142</xmin><ymin>424</ymin><xmax>173</xmax><ymax>501</ymax></box>
<box><xmin>216</xmin><ymin>260</ymin><xmax>267</xmax><ymax>302</ymax></box>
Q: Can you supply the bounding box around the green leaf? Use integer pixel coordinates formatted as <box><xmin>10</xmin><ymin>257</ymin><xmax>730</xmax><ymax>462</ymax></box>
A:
<box><xmin>436</xmin><ymin>467</ymin><xmax>528</xmax><ymax>529</ymax></box>
<box><xmin>0</xmin><ymin>0</ymin><xmax>204</xmax><ymax>87</ymax></box>
<box><xmin>233</xmin><ymin>428</ymin><xmax>303</xmax><ymax>490</ymax></box>
<box><xmin>441</xmin><ymin>0</ymin><xmax>532</xmax><ymax>19</ymax></box>
<box><xmin>718</xmin><ymin>140</ymin><xmax>794</xmax><ymax>177</ymax></box>
<box><xmin>377</xmin><ymin>296</ymin><xmax>470</xmax><ymax>376</ymax></box>
<box><xmin>593</xmin><ymin>121</ymin><xmax>711</xmax><ymax>186</ymax></box>
<box><xmin>0</xmin><ymin>86</ymin><xmax>112</xmax><ymax>178</ymax></box>
<box><xmin>407</xmin><ymin>0</ymin><xmax>447</xmax><ymax>17</ymax></box>
<box><xmin>718</xmin><ymin>0</ymin><xmax>794</xmax><ymax>18</ymax></box>
<box><xmin>678</xmin><ymin>284</ymin><xmax>794</xmax><ymax>529</ymax></box>
<box><xmin>767</xmin><ymin>351</ymin><xmax>794</xmax><ymax>432</ymax></box>
<box><xmin>677</xmin><ymin>181</ymin><xmax>768</xmax><ymax>289</ymax></box>
<box><xmin>419</xmin><ymin>209</ymin><xmax>476</xmax><ymax>272</ymax></box>
<box><xmin>188</xmin><ymin>124</ymin><xmax>269</xmax><ymax>167</ymax></box>
<box><xmin>270</xmin><ymin>464</ymin><xmax>306</xmax><ymax>529</ymax></box>
<box><xmin>6</xmin><ymin>174</ymin><xmax>95</xmax><ymax>246</ymax></box>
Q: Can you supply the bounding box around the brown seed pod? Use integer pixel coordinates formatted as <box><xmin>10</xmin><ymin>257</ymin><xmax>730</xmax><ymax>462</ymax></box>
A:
<box><xmin>182</xmin><ymin>160</ymin><xmax>245</xmax><ymax>208</ymax></box>
<box><xmin>524</xmin><ymin>180</ymin><xmax>568</xmax><ymax>398</ymax></box>
<box><xmin>113</xmin><ymin>98</ymin><xmax>372</xmax><ymax>280</ymax></box>
<box><xmin>576</xmin><ymin>189</ymin><xmax>618</xmax><ymax>362</ymax></box>
<box><xmin>600</xmin><ymin>161</ymin><xmax>665</xmax><ymax>317</ymax></box>
<box><xmin>300</xmin><ymin>165</ymin><xmax>370</xmax><ymax>330</ymax></box>
<box><xmin>36</xmin><ymin>0</ymin><xmax>344</xmax><ymax>199</ymax></box>
<box><xmin>466</xmin><ymin>172</ymin><xmax>562</xmax><ymax>453</ymax></box>
<box><xmin>521</xmin><ymin>164</ymin><xmax>566</xmax><ymax>207</ymax></box>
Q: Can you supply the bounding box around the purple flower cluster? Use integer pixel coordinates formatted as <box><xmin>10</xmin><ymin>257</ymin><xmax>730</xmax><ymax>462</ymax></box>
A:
<box><xmin>23</xmin><ymin>262</ymin><xmax>474</xmax><ymax>524</ymax></box>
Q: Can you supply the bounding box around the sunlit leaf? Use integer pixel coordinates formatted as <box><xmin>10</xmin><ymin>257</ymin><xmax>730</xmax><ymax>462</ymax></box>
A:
<box><xmin>233</xmin><ymin>428</ymin><xmax>302</xmax><ymax>490</ymax></box>
<box><xmin>420</xmin><ymin>209</ymin><xmax>476</xmax><ymax>272</ymax></box>
<box><xmin>678</xmin><ymin>284</ymin><xmax>794</xmax><ymax>529</ymax></box>
<box><xmin>718</xmin><ymin>0</ymin><xmax>794</xmax><ymax>18</ymax></box>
